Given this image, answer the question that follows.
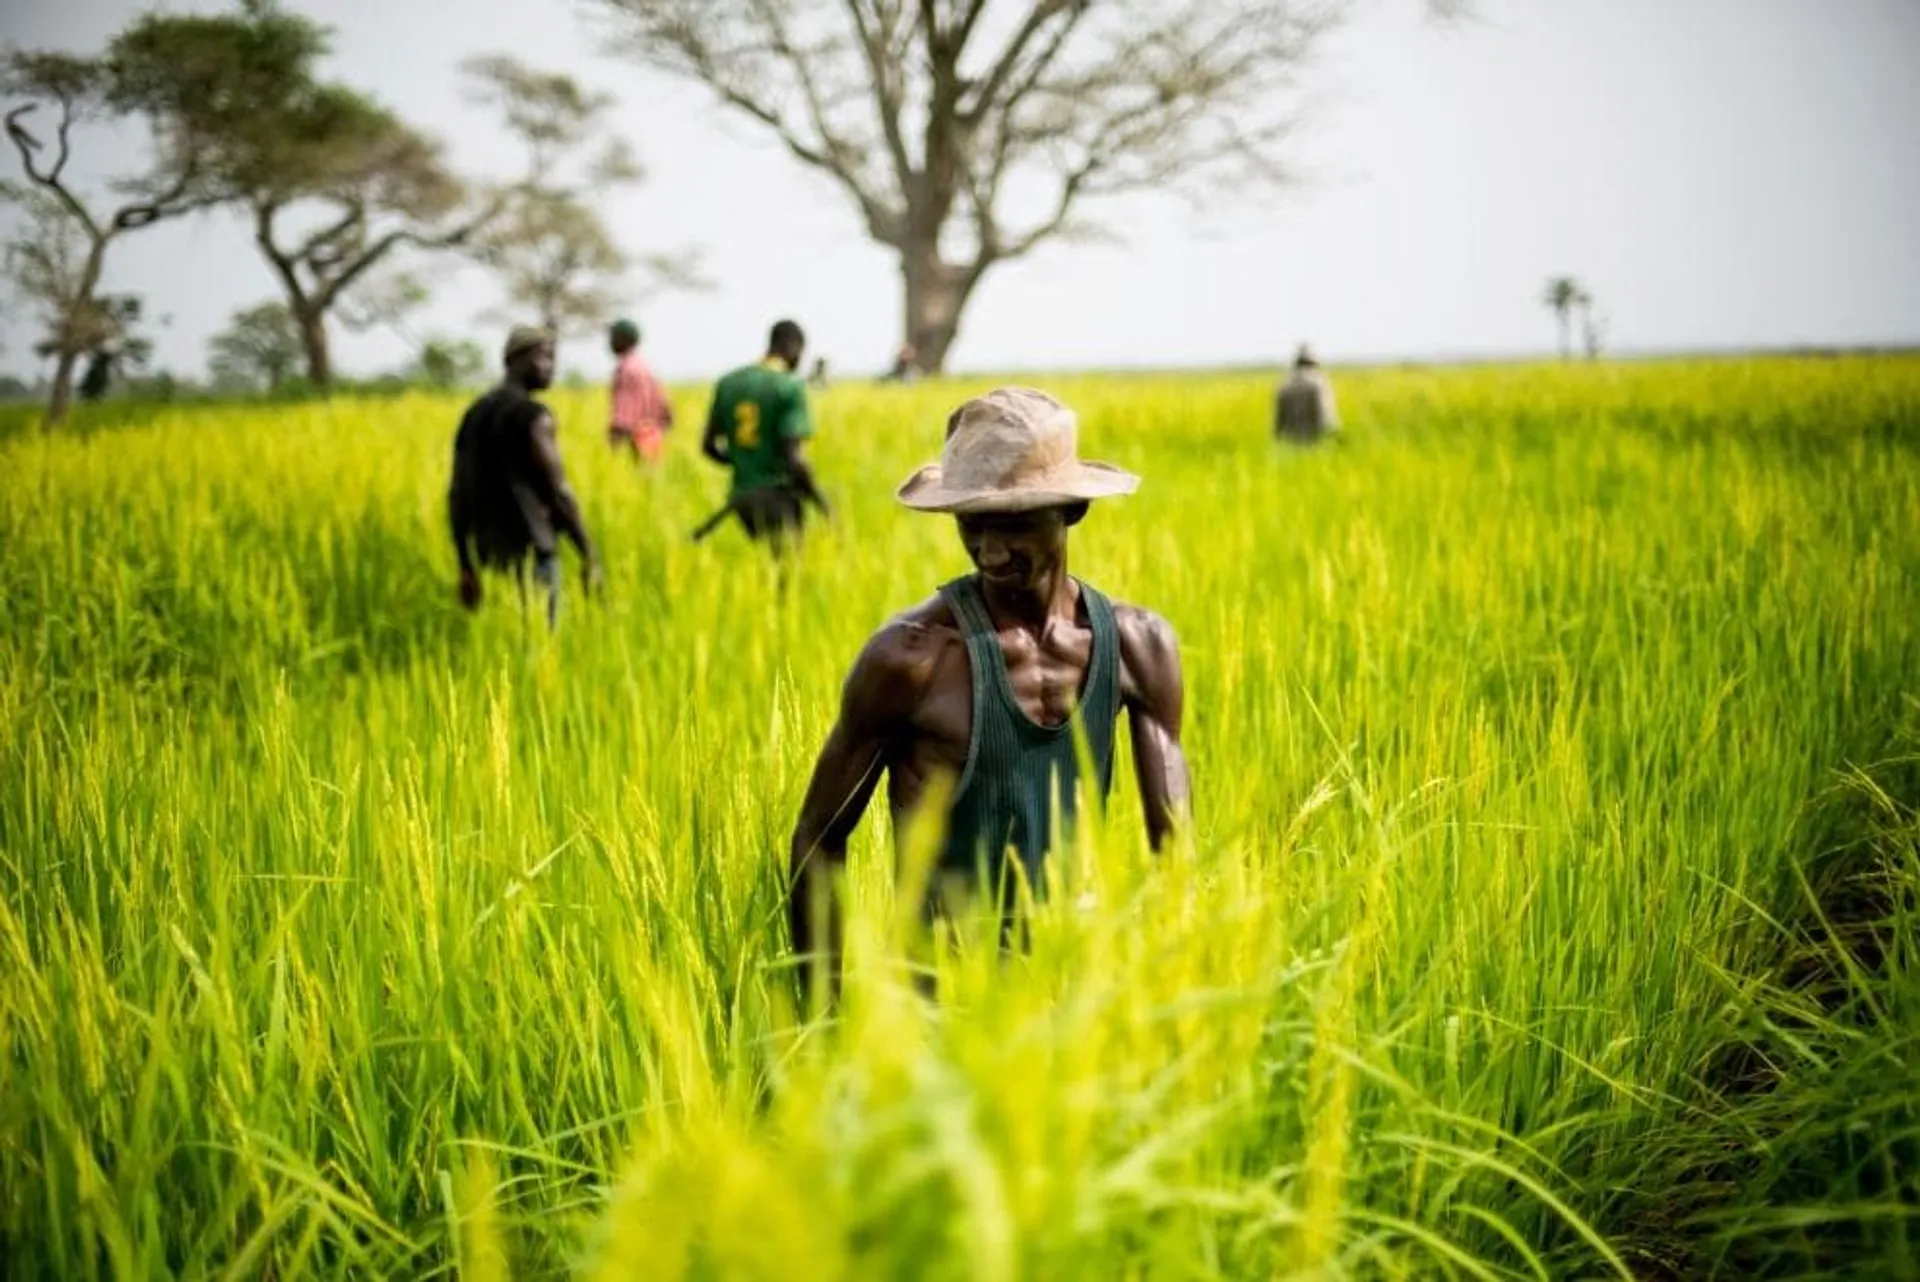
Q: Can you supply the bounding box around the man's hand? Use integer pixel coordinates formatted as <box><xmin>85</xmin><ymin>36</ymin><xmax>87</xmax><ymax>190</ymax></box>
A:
<box><xmin>459</xmin><ymin>567</ymin><xmax>482</xmax><ymax>610</ymax></box>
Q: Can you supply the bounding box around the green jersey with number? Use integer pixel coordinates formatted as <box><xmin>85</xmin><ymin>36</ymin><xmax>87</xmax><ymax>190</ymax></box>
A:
<box><xmin>707</xmin><ymin>360</ymin><xmax>812</xmax><ymax>496</ymax></box>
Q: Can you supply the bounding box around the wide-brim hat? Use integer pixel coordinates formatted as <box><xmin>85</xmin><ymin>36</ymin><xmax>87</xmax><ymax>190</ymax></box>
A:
<box><xmin>896</xmin><ymin>386</ymin><xmax>1139</xmax><ymax>514</ymax></box>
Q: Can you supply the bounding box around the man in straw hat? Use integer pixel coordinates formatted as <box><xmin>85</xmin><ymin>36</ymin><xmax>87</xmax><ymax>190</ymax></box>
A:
<box><xmin>449</xmin><ymin>325</ymin><xmax>599</xmax><ymax>627</ymax></box>
<box><xmin>787</xmin><ymin>387</ymin><xmax>1191</xmax><ymax>977</ymax></box>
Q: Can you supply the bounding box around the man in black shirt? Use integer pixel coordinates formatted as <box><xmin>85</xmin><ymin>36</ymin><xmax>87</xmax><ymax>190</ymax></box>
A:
<box><xmin>449</xmin><ymin>326</ymin><xmax>598</xmax><ymax>626</ymax></box>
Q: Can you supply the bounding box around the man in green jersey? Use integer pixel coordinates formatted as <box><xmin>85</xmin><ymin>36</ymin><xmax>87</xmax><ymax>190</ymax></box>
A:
<box><xmin>699</xmin><ymin>319</ymin><xmax>829</xmax><ymax>551</ymax></box>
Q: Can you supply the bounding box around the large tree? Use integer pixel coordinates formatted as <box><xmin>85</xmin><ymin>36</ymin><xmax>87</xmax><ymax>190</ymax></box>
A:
<box><xmin>591</xmin><ymin>0</ymin><xmax>1359</xmax><ymax>372</ymax></box>
<box><xmin>0</xmin><ymin>42</ymin><xmax>227</xmax><ymax>423</ymax></box>
<box><xmin>102</xmin><ymin>2</ymin><xmax>474</xmax><ymax>386</ymax></box>
<box><xmin>463</xmin><ymin>57</ymin><xmax>702</xmax><ymax>340</ymax></box>
<box><xmin>112</xmin><ymin>6</ymin><xmax>619</xmax><ymax>386</ymax></box>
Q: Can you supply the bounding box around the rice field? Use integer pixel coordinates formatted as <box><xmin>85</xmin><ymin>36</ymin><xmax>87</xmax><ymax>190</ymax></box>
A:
<box><xmin>1</xmin><ymin>357</ymin><xmax>1917</xmax><ymax>1279</ymax></box>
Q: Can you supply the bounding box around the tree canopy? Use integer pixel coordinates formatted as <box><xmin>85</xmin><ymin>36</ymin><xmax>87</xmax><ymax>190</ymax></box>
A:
<box><xmin>592</xmin><ymin>0</ymin><xmax>1348</xmax><ymax>370</ymax></box>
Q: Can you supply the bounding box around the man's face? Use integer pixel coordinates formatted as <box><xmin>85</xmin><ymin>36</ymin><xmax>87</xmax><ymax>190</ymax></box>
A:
<box><xmin>523</xmin><ymin>342</ymin><xmax>557</xmax><ymax>390</ymax></box>
<box><xmin>957</xmin><ymin>507</ymin><xmax>1071</xmax><ymax>594</ymax></box>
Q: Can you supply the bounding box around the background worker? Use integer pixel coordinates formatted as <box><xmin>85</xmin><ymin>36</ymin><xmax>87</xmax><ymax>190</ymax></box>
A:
<box><xmin>699</xmin><ymin>319</ymin><xmax>830</xmax><ymax>553</ymax></box>
<box><xmin>1275</xmin><ymin>344</ymin><xmax>1340</xmax><ymax>444</ymax></box>
<box><xmin>608</xmin><ymin>318</ymin><xmax>673</xmax><ymax>463</ymax></box>
<box><xmin>449</xmin><ymin>326</ymin><xmax>599</xmax><ymax>626</ymax></box>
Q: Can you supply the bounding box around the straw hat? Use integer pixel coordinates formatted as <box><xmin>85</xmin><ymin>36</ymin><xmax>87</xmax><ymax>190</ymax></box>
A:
<box><xmin>896</xmin><ymin>387</ymin><xmax>1139</xmax><ymax>514</ymax></box>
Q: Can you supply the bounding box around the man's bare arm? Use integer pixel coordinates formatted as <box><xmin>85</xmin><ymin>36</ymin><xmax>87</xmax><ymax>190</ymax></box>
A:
<box><xmin>701</xmin><ymin>398</ymin><xmax>730</xmax><ymax>466</ymax></box>
<box><xmin>781</xmin><ymin>437</ymin><xmax>831</xmax><ymax>515</ymax></box>
<box><xmin>529</xmin><ymin>412</ymin><xmax>594</xmax><ymax>562</ymax></box>
<box><xmin>788</xmin><ymin>628</ymin><xmax>926</xmax><ymax>970</ymax></box>
<box><xmin>1118</xmin><ymin>607</ymin><xmax>1191</xmax><ymax>851</ymax></box>
<box><xmin>449</xmin><ymin>472</ymin><xmax>481</xmax><ymax>607</ymax></box>
<box><xmin>449</xmin><ymin>477</ymin><xmax>475</xmax><ymax>575</ymax></box>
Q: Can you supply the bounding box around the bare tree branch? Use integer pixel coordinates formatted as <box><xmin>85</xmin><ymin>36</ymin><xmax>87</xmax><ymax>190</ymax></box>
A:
<box><xmin>5</xmin><ymin>103</ymin><xmax>101</xmax><ymax>239</ymax></box>
<box><xmin>591</xmin><ymin>0</ymin><xmax>1364</xmax><ymax>369</ymax></box>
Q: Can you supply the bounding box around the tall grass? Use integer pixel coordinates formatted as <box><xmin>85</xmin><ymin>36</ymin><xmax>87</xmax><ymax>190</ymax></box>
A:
<box><xmin>1</xmin><ymin>358</ymin><xmax>1916</xmax><ymax>1277</ymax></box>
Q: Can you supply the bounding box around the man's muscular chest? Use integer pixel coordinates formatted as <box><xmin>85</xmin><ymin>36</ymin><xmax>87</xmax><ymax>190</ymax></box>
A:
<box><xmin>907</xmin><ymin>620</ymin><xmax>1094</xmax><ymax>743</ymax></box>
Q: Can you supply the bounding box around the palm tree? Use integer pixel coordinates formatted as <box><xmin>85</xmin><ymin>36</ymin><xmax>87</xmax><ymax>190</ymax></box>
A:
<box><xmin>1542</xmin><ymin>276</ymin><xmax>1585</xmax><ymax>360</ymax></box>
<box><xmin>1579</xmin><ymin>294</ymin><xmax>1606</xmax><ymax>360</ymax></box>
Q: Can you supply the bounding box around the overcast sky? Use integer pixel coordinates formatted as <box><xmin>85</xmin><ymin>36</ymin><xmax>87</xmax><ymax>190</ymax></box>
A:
<box><xmin>2</xmin><ymin>0</ymin><xmax>1917</xmax><ymax>382</ymax></box>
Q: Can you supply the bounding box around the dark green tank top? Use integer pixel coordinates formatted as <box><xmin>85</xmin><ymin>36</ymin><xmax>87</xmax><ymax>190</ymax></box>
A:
<box><xmin>937</xmin><ymin>575</ymin><xmax>1123</xmax><ymax>893</ymax></box>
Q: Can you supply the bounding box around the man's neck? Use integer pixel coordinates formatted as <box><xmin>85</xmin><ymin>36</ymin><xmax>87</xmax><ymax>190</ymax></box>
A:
<box><xmin>978</xmin><ymin>563</ymin><xmax>1075</xmax><ymax>635</ymax></box>
<box><xmin>761</xmin><ymin>355</ymin><xmax>790</xmax><ymax>372</ymax></box>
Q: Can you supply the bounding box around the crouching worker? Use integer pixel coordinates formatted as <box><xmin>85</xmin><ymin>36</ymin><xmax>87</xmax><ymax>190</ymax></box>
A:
<box><xmin>786</xmin><ymin>387</ymin><xmax>1191</xmax><ymax>987</ymax></box>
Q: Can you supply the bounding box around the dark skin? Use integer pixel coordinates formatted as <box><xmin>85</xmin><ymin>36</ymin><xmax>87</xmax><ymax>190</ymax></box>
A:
<box><xmin>700</xmin><ymin>333</ymin><xmax>830</xmax><ymax>519</ymax></box>
<box><xmin>787</xmin><ymin>504</ymin><xmax>1190</xmax><ymax>972</ymax></box>
<box><xmin>454</xmin><ymin>341</ymin><xmax>599</xmax><ymax>608</ymax></box>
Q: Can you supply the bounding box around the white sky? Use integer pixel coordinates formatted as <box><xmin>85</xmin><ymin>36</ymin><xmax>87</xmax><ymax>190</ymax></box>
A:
<box><xmin>2</xmin><ymin>0</ymin><xmax>1917</xmax><ymax>381</ymax></box>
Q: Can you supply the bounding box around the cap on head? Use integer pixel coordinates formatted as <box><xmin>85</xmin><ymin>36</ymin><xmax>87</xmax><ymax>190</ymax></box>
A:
<box><xmin>896</xmin><ymin>386</ymin><xmax>1139</xmax><ymax>514</ymax></box>
<box><xmin>504</xmin><ymin>325</ymin><xmax>554</xmax><ymax>364</ymax></box>
<box><xmin>1294</xmin><ymin>343</ymin><xmax>1318</xmax><ymax>369</ymax></box>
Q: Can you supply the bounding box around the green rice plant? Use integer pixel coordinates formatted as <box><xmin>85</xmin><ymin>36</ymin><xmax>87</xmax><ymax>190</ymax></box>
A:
<box><xmin>0</xmin><ymin>357</ymin><xmax>1916</xmax><ymax>1277</ymax></box>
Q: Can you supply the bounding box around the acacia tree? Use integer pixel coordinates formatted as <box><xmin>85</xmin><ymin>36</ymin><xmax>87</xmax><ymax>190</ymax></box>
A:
<box><xmin>474</xmin><ymin>191</ymin><xmax>628</xmax><ymax>337</ymax></box>
<box><xmin>463</xmin><ymin>58</ymin><xmax>702</xmax><ymax>340</ymax></box>
<box><xmin>416</xmin><ymin>336</ymin><xmax>486</xmax><ymax>388</ymax></box>
<box><xmin>110</xmin><ymin>6</ymin><xmax>621</xmax><ymax>386</ymax></box>
<box><xmin>98</xmin><ymin>3</ymin><xmax>466</xmax><ymax>385</ymax></box>
<box><xmin>592</xmin><ymin>0</ymin><xmax>1357</xmax><ymax>372</ymax></box>
<box><xmin>239</xmin><ymin>55</ymin><xmax>653</xmax><ymax>383</ymax></box>
<box><xmin>206</xmin><ymin>300</ymin><xmax>304</xmax><ymax>392</ymax></box>
<box><xmin>0</xmin><ymin>49</ymin><xmax>221</xmax><ymax>423</ymax></box>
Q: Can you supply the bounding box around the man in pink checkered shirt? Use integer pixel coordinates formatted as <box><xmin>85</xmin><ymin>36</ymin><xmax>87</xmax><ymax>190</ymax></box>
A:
<box><xmin>607</xmin><ymin>319</ymin><xmax>673</xmax><ymax>462</ymax></box>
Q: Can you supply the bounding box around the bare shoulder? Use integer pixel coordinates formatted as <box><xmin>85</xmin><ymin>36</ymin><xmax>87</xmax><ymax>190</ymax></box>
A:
<box><xmin>1108</xmin><ymin>599</ymin><xmax>1183</xmax><ymax>703</ymax></box>
<box><xmin>843</xmin><ymin>593</ymin><xmax>965</xmax><ymax>721</ymax></box>
<box><xmin>1111</xmin><ymin>600</ymin><xmax>1180</xmax><ymax>661</ymax></box>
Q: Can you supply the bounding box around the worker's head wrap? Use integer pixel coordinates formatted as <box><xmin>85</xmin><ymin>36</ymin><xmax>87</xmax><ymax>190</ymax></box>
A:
<box><xmin>503</xmin><ymin>325</ymin><xmax>554</xmax><ymax>363</ymax></box>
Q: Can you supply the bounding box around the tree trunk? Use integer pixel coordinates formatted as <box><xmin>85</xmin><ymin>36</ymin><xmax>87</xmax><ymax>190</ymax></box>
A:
<box><xmin>1556</xmin><ymin>310</ymin><xmax>1570</xmax><ymax>361</ymax></box>
<box><xmin>900</xmin><ymin>249</ymin><xmax>979</xmax><ymax>375</ymax></box>
<box><xmin>45</xmin><ymin>349</ymin><xmax>80</xmax><ymax>427</ymax></box>
<box><xmin>296</xmin><ymin>308</ymin><xmax>333</xmax><ymax>386</ymax></box>
<box><xmin>45</xmin><ymin>236</ymin><xmax>113</xmax><ymax>427</ymax></box>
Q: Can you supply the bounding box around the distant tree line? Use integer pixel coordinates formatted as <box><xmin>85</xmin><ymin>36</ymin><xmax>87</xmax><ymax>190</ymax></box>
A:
<box><xmin>1543</xmin><ymin>275</ymin><xmax>1605</xmax><ymax>361</ymax></box>
<box><xmin>0</xmin><ymin>0</ymin><xmax>695</xmax><ymax>422</ymax></box>
<box><xmin>5</xmin><ymin>0</ymin><xmax>1465</xmax><ymax>424</ymax></box>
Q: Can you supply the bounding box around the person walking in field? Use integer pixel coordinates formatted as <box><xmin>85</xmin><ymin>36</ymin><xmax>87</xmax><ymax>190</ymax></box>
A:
<box><xmin>449</xmin><ymin>326</ymin><xmax>599</xmax><ymax>627</ymax></box>
<box><xmin>698</xmin><ymin>319</ymin><xmax>830</xmax><ymax>552</ymax></box>
<box><xmin>608</xmin><ymin>319</ymin><xmax>673</xmax><ymax>463</ymax></box>
<box><xmin>786</xmin><ymin>387</ymin><xmax>1191</xmax><ymax>979</ymax></box>
<box><xmin>1275</xmin><ymin>344</ymin><xmax>1340</xmax><ymax>444</ymax></box>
